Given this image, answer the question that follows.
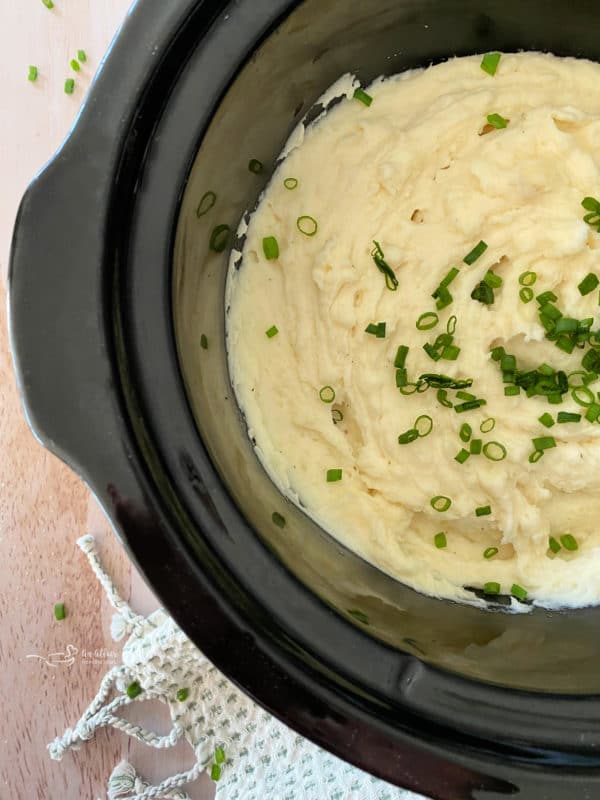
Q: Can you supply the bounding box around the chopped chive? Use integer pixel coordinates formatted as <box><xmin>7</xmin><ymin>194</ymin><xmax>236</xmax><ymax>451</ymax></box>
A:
<box><xmin>555</xmin><ymin>317</ymin><xmax>578</xmax><ymax>334</ymax></box>
<box><xmin>332</xmin><ymin>408</ymin><xmax>344</xmax><ymax>424</ymax></box>
<box><xmin>200</xmin><ymin>334</ymin><xmax>208</xmax><ymax>350</ymax></box>
<box><xmin>326</xmin><ymin>468</ymin><xmax>342</xmax><ymax>482</ymax></box>
<box><xmin>486</xmin><ymin>113</ymin><xmax>508</xmax><ymax>129</ymax></box>
<box><xmin>210</xmin><ymin>224</ymin><xmax>230</xmax><ymax>253</ymax></box>
<box><xmin>483</xmin><ymin>547</ymin><xmax>498</xmax><ymax>559</ymax></box>
<box><xmin>272</xmin><ymin>511</ymin><xmax>286</xmax><ymax>528</ymax></box>
<box><xmin>455</xmin><ymin>448</ymin><xmax>470</xmax><ymax>464</ymax></box>
<box><xmin>420</xmin><ymin>374</ymin><xmax>473</xmax><ymax>390</ymax></box>
<box><xmin>532</xmin><ymin>436</ymin><xmax>556</xmax><ymax>450</ymax></box>
<box><xmin>416</xmin><ymin>312</ymin><xmax>439</xmax><ymax>330</ymax></box>
<box><xmin>439</xmin><ymin>268</ymin><xmax>460</xmax><ymax>289</ymax></box>
<box><xmin>265</xmin><ymin>325</ymin><xmax>279</xmax><ymax>338</ymax></box>
<box><xmin>365</xmin><ymin>322</ymin><xmax>386</xmax><ymax>338</ymax></box>
<box><xmin>560</xmin><ymin>534</ymin><xmax>579</xmax><ymax>551</ymax></box>
<box><xmin>475</xmin><ymin>505</ymin><xmax>492</xmax><ymax>516</ymax></box>
<box><xmin>319</xmin><ymin>385</ymin><xmax>335</xmax><ymax>403</ymax></box>
<box><xmin>211</xmin><ymin>764</ymin><xmax>222</xmax><ymax>782</ymax></box>
<box><xmin>463</xmin><ymin>240</ymin><xmax>488</xmax><ymax>265</ymax></box>
<box><xmin>176</xmin><ymin>688</ymin><xmax>190</xmax><ymax>702</ymax></box>
<box><xmin>41</xmin><ymin>0</ymin><xmax>54</xmax><ymax>8</ymax></box>
<box><xmin>519</xmin><ymin>287</ymin><xmax>534</xmax><ymax>303</ymax></box>
<box><xmin>394</xmin><ymin>345</ymin><xmax>409</xmax><ymax>368</ymax></box>
<box><xmin>470</xmin><ymin>438</ymin><xmax>482</xmax><ymax>454</ymax></box>
<box><xmin>436</xmin><ymin>388</ymin><xmax>453</xmax><ymax>408</ymax></box>
<box><xmin>538</xmin><ymin>412</ymin><xmax>554</xmax><ymax>428</ymax></box>
<box><xmin>126</xmin><ymin>681</ymin><xmax>143</xmax><ymax>699</ymax></box>
<box><xmin>480</xmin><ymin>418</ymin><xmax>495</xmax><ymax>433</ymax></box>
<box><xmin>54</xmin><ymin>603</ymin><xmax>66</xmax><ymax>621</ymax></box>
<box><xmin>70</xmin><ymin>59</ymin><xmax>81</xmax><ymax>72</ymax></box>
<box><xmin>371</xmin><ymin>241</ymin><xmax>398</xmax><ymax>291</ymax></box>
<box><xmin>582</xmin><ymin>197</ymin><xmax>600</xmax><ymax>232</ymax></box>
<box><xmin>348</xmin><ymin>608</ymin><xmax>369</xmax><ymax>624</ymax></box>
<box><xmin>262</xmin><ymin>235</ymin><xmax>279</xmax><ymax>259</ymax></box>
<box><xmin>484</xmin><ymin>270</ymin><xmax>502</xmax><ymax>288</ymax></box>
<box><xmin>447</xmin><ymin>315</ymin><xmax>457</xmax><ymax>335</ymax></box>
<box><xmin>557</xmin><ymin>412</ymin><xmax>581</xmax><ymax>423</ymax></box>
<box><xmin>456</xmin><ymin>391</ymin><xmax>476</xmax><ymax>402</ymax></box>
<box><xmin>511</xmin><ymin>584</ymin><xmax>528</xmax><ymax>601</ymax></box>
<box><xmin>248</xmin><ymin>158</ymin><xmax>264</xmax><ymax>174</ymax></box>
<box><xmin>582</xmin><ymin>348</ymin><xmax>600</xmax><ymax>373</ymax></box>
<box><xmin>480</xmin><ymin>52</ymin><xmax>501</xmax><ymax>76</ymax></box>
<box><xmin>77</xmin><ymin>49</ymin><xmax>87</xmax><ymax>63</ymax></box>
<box><xmin>490</xmin><ymin>346</ymin><xmax>505</xmax><ymax>361</ymax></box>
<box><xmin>396</xmin><ymin>368</ymin><xmax>408</xmax><ymax>387</ymax></box>
<box><xmin>353</xmin><ymin>87</ymin><xmax>373</xmax><ymax>106</ymax></box>
<box><xmin>284</xmin><ymin>177</ymin><xmax>298</xmax><ymax>190</ymax></box>
<box><xmin>441</xmin><ymin>344</ymin><xmax>460</xmax><ymax>360</ymax></box>
<box><xmin>64</xmin><ymin>78</ymin><xmax>75</xmax><ymax>95</ymax></box>
<box><xmin>400</xmin><ymin>382</ymin><xmax>420</xmax><ymax>395</ymax></box>
<box><xmin>459</xmin><ymin>423</ymin><xmax>472</xmax><ymax>442</ymax></box>
<box><xmin>415</xmin><ymin>415</ymin><xmax>433</xmax><ymax>437</ymax></box>
<box><xmin>517</xmin><ymin>272</ymin><xmax>536</xmax><ymax>287</ymax></box>
<box><xmin>536</xmin><ymin>290</ymin><xmax>558</xmax><ymax>305</ymax></box>
<box><xmin>297</xmin><ymin>215</ymin><xmax>318</xmax><ymax>236</ymax></box>
<box><xmin>578</xmin><ymin>273</ymin><xmax>599</xmax><ymax>296</ymax></box>
<box><xmin>423</xmin><ymin>343</ymin><xmax>442</xmax><ymax>361</ymax></box>
<box><xmin>483</xmin><ymin>581</ymin><xmax>501</xmax><ymax>595</ymax></box>
<box><xmin>434</xmin><ymin>532</ymin><xmax>447</xmax><ymax>548</ymax></box>
<box><xmin>483</xmin><ymin>441</ymin><xmax>507</xmax><ymax>461</ymax></box>
<box><xmin>454</xmin><ymin>399</ymin><xmax>487</xmax><ymax>413</ymax></box>
<box><xmin>585</xmin><ymin>402</ymin><xmax>600</xmax><ymax>422</ymax></box>
<box><xmin>398</xmin><ymin>428</ymin><xmax>419</xmax><ymax>444</ymax></box>
<box><xmin>430</xmin><ymin>495</ymin><xmax>451</xmax><ymax>512</ymax></box>
<box><xmin>572</xmin><ymin>386</ymin><xmax>595</xmax><ymax>406</ymax></box>
<box><xmin>471</xmin><ymin>280</ymin><xmax>494</xmax><ymax>304</ymax></box>
<box><xmin>529</xmin><ymin>449</ymin><xmax>544</xmax><ymax>463</ymax></box>
<box><xmin>28</xmin><ymin>65</ymin><xmax>38</xmax><ymax>82</ymax></box>
<box><xmin>504</xmin><ymin>385</ymin><xmax>520</xmax><ymax>396</ymax></box>
<box><xmin>196</xmin><ymin>190</ymin><xmax>217</xmax><ymax>217</ymax></box>
<box><xmin>548</xmin><ymin>536</ymin><xmax>561</xmax><ymax>553</ymax></box>
<box><xmin>434</xmin><ymin>286</ymin><xmax>453</xmax><ymax>310</ymax></box>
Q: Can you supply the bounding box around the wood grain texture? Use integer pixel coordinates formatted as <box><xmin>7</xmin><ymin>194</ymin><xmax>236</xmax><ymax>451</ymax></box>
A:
<box><xmin>0</xmin><ymin>2</ymin><xmax>214</xmax><ymax>797</ymax></box>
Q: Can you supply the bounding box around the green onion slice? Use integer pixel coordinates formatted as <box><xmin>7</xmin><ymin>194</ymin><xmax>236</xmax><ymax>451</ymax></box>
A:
<box><xmin>394</xmin><ymin>345</ymin><xmax>409</xmax><ymax>368</ymax></box>
<box><xmin>459</xmin><ymin>423</ymin><xmax>472</xmax><ymax>442</ymax></box>
<box><xmin>415</xmin><ymin>415</ymin><xmax>433</xmax><ymax>437</ymax></box>
<box><xmin>326</xmin><ymin>468</ymin><xmax>343</xmax><ymax>482</ymax></box>
<box><xmin>332</xmin><ymin>408</ymin><xmax>344</xmax><ymax>424</ymax></box>
<box><xmin>265</xmin><ymin>325</ymin><xmax>279</xmax><ymax>338</ymax></box>
<box><xmin>538</xmin><ymin>412</ymin><xmax>554</xmax><ymax>428</ymax></box>
<box><xmin>398</xmin><ymin>429</ymin><xmax>419</xmax><ymax>445</ymax></box>
<box><xmin>480</xmin><ymin>418</ymin><xmax>495</xmax><ymax>433</ymax></box>
<box><xmin>284</xmin><ymin>177</ymin><xmax>298</xmax><ymax>190</ymax></box>
<box><xmin>434</xmin><ymin>532</ymin><xmax>447</xmax><ymax>548</ymax></box>
<box><xmin>529</xmin><ymin>450</ymin><xmax>544</xmax><ymax>463</ymax></box>
<box><xmin>470</xmin><ymin>438</ymin><xmax>482</xmax><ymax>454</ymax></box>
<box><xmin>560</xmin><ymin>533</ymin><xmax>579</xmax><ymax>551</ymax></box>
<box><xmin>431</xmin><ymin>495</ymin><xmax>452</xmax><ymax>512</ymax></box>
<box><xmin>436</xmin><ymin>388</ymin><xmax>453</xmax><ymax>407</ymax></box>
<box><xmin>77</xmin><ymin>49</ymin><xmax>87</xmax><ymax>63</ymax></box>
<box><xmin>476</xmin><ymin>505</ymin><xmax>492</xmax><ymax>516</ymax></box>
<box><xmin>126</xmin><ymin>681</ymin><xmax>143</xmax><ymax>699</ymax></box>
<box><xmin>210</xmin><ymin>224</ymin><xmax>231</xmax><ymax>253</ymax></box>
<box><xmin>557</xmin><ymin>411</ymin><xmax>581</xmax><ymax>423</ymax></box>
<box><xmin>483</xmin><ymin>441</ymin><xmax>507</xmax><ymax>461</ymax></box>
<box><xmin>572</xmin><ymin>385</ymin><xmax>595</xmax><ymax>406</ymax></box>
<box><xmin>54</xmin><ymin>603</ymin><xmax>66</xmax><ymax>620</ymax></box>
<box><xmin>176</xmin><ymin>688</ymin><xmax>190</xmax><ymax>702</ymax></box>
<box><xmin>548</xmin><ymin>536</ymin><xmax>561</xmax><ymax>553</ymax></box>
<box><xmin>532</xmin><ymin>436</ymin><xmax>556</xmax><ymax>450</ymax></box>
<box><xmin>28</xmin><ymin>65</ymin><xmax>38</xmax><ymax>82</ymax></box>
<box><xmin>519</xmin><ymin>271</ymin><xmax>537</xmax><ymax>286</ymax></box>
<box><xmin>519</xmin><ymin>287</ymin><xmax>534</xmax><ymax>303</ymax></box>
<box><xmin>446</xmin><ymin>315</ymin><xmax>457</xmax><ymax>335</ymax></box>
<box><xmin>248</xmin><ymin>158</ymin><xmax>264</xmax><ymax>174</ymax></box>
<box><xmin>511</xmin><ymin>584</ymin><xmax>528</xmax><ymax>601</ymax></box>
<box><xmin>483</xmin><ymin>547</ymin><xmax>498</xmax><ymax>559</ymax></box>
<box><xmin>263</xmin><ymin>235</ymin><xmax>279</xmax><ymax>259</ymax></box>
<box><xmin>353</xmin><ymin>87</ymin><xmax>373</xmax><ymax>106</ymax></box>
<box><xmin>416</xmin><ymin>312</ymin><xmax>439</xmax><ymax>330</ymax></box>
<box><xmin>215</xmin><ymin>747</ymin><xmax>226</xmax><ymax>765</ymax></box>
<box><xmin>455</xmin><ymin>448</ymin><xmax>470</xmax><ymax>464</ymax></box>
<box><xmin>319</xmin><ymin>385</ymin><xmax>335</xmax><ymax>403</ymax></box>
<box><xmin>70</xmin><ymin>59</ymin><xmax>81</xmax><ymax>72</ymax></box>
<box><xmin>480</xmin><ymin>52</ymin><xmax>501</xmax><ymax>76</ymax></box>
<box><xmin>64</xmin><ymin>78</ymin><xmax>75</xmax><ymax>94</ymax></box>
<box><xmin>483</xmin><ymin>581</ymin><xmax>501</xmax><ymax>594</ymax></box>
<box><xmin>297</xmin><ymin>215</ymin><xmax>318</xmax><ymax>236</ymax></box>
<box><xmin>272</xmin><ymin>512</ymin><xmax>286</xmax><ymax>528</ymax></box>
<box><xmin>197</xmin><ymin>190</ymin><xmax>217</xmax><ymax>217</ymax></box>
<box><xmin>211</xmin><ymin>764</ymin><xmax>222</xmax><ymax>782</ymax></box>
<box><xmin>371</xmin><ymin>240</ymin><xmax>398</xmax><ymax>291</ymax></box>
<box><xmin>200</xmin><ymin>334</ymin><xmax>208</xmax><ymax>350</ymax></box>
<box><xmin>463</xmin><ymin>240</ymin><xmax>488</xmax><ymax>265</ymax></box>
<box><xmin>487</xmin><ymin>113</ymin><xmax>508</xmax><ymax>129</ymax></box>
<box><xmin>578</xmin><ymin>273</ymin><xmax>599</xmax><ymax>296</ymax></box>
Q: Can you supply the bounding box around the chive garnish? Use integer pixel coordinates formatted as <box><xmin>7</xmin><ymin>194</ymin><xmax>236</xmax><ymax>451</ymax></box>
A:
<box><xmin>539</xmin><ymin>413</ymin><xmax>554</xmax><ymax>428</ymax></box>
<box><xmin>200</xmin><ymin>334</ymin><xmax>208</xmax><ymax>350</ymax></box>
<box><xmin>483</xmin><ymin>581</ymin><xmax>501</xmax><ymax>594</ymax></box>
<box><xmin>54</xmin><ymin>603</ymin><xmax>66</xmax><ymax>621</ymax></box>
<box><xmin>394</xmin><ymin>345</ymin><xmax>409</xmax><ymax>368</ymax></box>
<box><xmin>415</xmin><ymin>415</ymin><xmax>433</xmax><ymax>437</ymax></box>
<box><xmin>28</xmin><ymin>65</ymin><xmax>38</xmax><ymax>82</ymax></box>
<box><xmin>480</xmin><ymin>418</ymin><xmax>495</xmax><ymax>433</ymax></box>
<box><xmin>284</xmin><ymin>177</ymin><xmax>298</xmax><ymax>190</ymax></box>
<box><xmin>459</xmin><ymin>423</ymin><xmax>472</xmax><ymax>442</ymax></box>
<box><xmin>319</xmin><ymin>385</ymin><xmax>335</xmax><ymax>403</ymax></box>
<box><xmin>483</xmin><ymin>441</ymin><xmax>506</xmax><ymax>461</ymax></box>
<box><xmin>196</xmin><ymin>190</ymin><xmax>217</xmax><ymax>217</ymax></box>
<box><xmin>519</xmin><ymin>271</ymin><xmax>537</xmax><ymax>286</ymax></box>
<box><xmin>265</xmin><ymin>325</ymin><xmax>278</xmax><ymax>338</ymax></box>
<box><xmin>365</xmin><ymin>322</ymin><xmax>386</xmax><ymax>338</ymax></box>
<box><xmin>262</xmin><ymin>235</ymin><xmax>279</xmax><ymax>260</ymax></box>
<box><xmin>400</xmin><ymin>383</ymin><xmax>420</xmax><ymax>395</ymax></box>
<box><xmin>398</xmin><ymin>429</ymin><xmax>419</xmax><ymax>444</ymax></box>
<box><xmin>470</xmin><ymin>438</ymin><xmax>482</xmax><ymax>454</ymax></box>
<box><xmin>77</xmin><ymin>49</ymin><xmax>87</xmax><ymax>63</ymax></box>
<box><xmin>529</xmin><ymin>450</ymin><xmax>544</xmax><ymax>463</ymax></box>
<box><xmin>431</xmin><ymin>495</ymin><xmax>451</xmax><ymax>512</ymax></box>
<box><xmin>215</xmin><ymin>747</ymin><xmax>226</xmax><ymax>765</ymax></box>
<box><xmin>585</xmin><ymin>402</ymin><xmax>600</xmax><ymax>422</ymax></box>
<box><xmin>456</xmin><ymin>391</ymin><xmax>475</xmax><ymax>402</ymax></box>
<box><xmin>434</xmin><ymin>532</ymin><xmax>447</xmax><ymax>548</ymax></box>
<box><xmin>484</xmin><ymin>270</ymin><xmax>503</xmax><ymax>288</ymax></box>
<box><xmin>371</xmin><ymin>241</ymin><xmax>398</xmax><ymax>291</ymax></box>
<box><xmin>491</xmin><ymin>346</ymin><xmax>505</xmax><ymax>361</ymax></box>
<box><xmin>420</xmin><ymin>374</ymin><xmax>473</xmax><ymax>390</ymax></box>
<box><xmin>557</xmin><ymin>411</ymin><xmax>581</xmax><ymax>423</ymax></box>
<box><xmin>41</xmin><ymin>0</ymin><xmax>54</xmax><ymax>8</ymax></box>
<box><xmin>436</xmin><ymin>388</ymin><xmax>453</xmax><ymax>407</ymax></box>
<box><xmin>480</xmin><ymin>53</ymin><xmax>501</xmax><ymax>76</ymax></box>
<box><xmin>272</xmin><ymin>511</ymin><xmax>286</xmax><ymax>528</ymax></box>
<box><xmin>504</xmin><ymin>385</ymin><xmax>520</xmax><ymax>396</ymax></box>
<box><xmin>579</xmin><ymin>272</ymin><xmax>600</xmax><ymax>296</ymax></box>
<box><xmin>582</xmin><ymin>349</ymin><xmax>600</xmax><ymax>373</ymax></box>
<box><xmin>326</xmin><ymin>468</ymin><xmax>342</xmax><ymax>482</ymax></box>
<box><xmin>471</xmin><ymin>280</ymin><xmax>495</xmax><ymax>305</ymax></box>
<box><xmin>176</xmin><ymin>688</ymin><xmax>190</xmax><ymax>702</ymax></box>
<box><xmin>532</xmin><ymin>436</ymin><xmax>556</xmax><ymax>450</ymax></box>
<box><xmin>486</xmin><ymin>113</ymin><xmax>508</xmax><ymax>129</ymax></box>
<box><xmin>348</xmin><ymin>608</ymin><xmax>369</xmax><ymax>624</ymax></box>
<box><xmin>447</xmin><ymin>315</ymin><xmax>457</xmax><ymax>335</ymax></box>
<box><xmin>64</xmin><ymin>78</ymin><xmax>75</xmax><ymax>94</ymax></box>
<box><xmin>560</xmin><ymin>534</ymin><xmax>579</xmax><ymax>551</ymax></box>
<box><xmin>211</xmin><ymin>764</ymin><xmax>222</xmax><ymax>782</ymax></box>
<box><xmin>511</xmin><ymin>584</ymin><xmax>528</xmax><ymax>601</ymax></box>
<box><xmin>353</xmin><ymin>87</ymin><xmax>373</xmax><ymax>106</ymax></box>
<box><xmin>297</xmin><ymin>215</ymin><xmax>318</xmax><ymax>236</ymax></box>
<box><xmin>455</xmin><ymin>448</ymin><xmax>470</xmax><ymax>464</ymax></box>
<box><xmin>519</xmin><ymin>287</ymin><xmax>534</xmax><ymax>303</ymax></box>
<box><xmin>549</xmin><ymin>536</ymin><xmax>561</xmax><ymax>553</ymax></box>
<box><xmin>332</xmin><ymin>409</ymin><xmax>344</xmax><ymax>424</ymax></box>
<box><xmin>248</xmin><ymin>158</ymin><xmax>263</xmax><ymax>174</ymax></box>
<box><xmin>396</xmin><ymin>368</ymin><xmax>408</xmax><ymax>388</ymax></box>
<box><xmin>483</xmin><ymin>547</ymin><xmax>498</xmax><ymax>559</ymax></box>
<box><xmin>210</xmin><ymin>224</ymin><xmax>231</xmax><ymax>253</ymax></box>
<box><xmin>70</xmin><ymin>59</ymin><xmax>81</xmax><ymax>72</ymax></box>
<box><xmin>126</xmin><ymin>681</ymin><xmax>143</xmax><ymax>699</ymax></box>
<box><xmin>416</xmin><ymin>312</ymin><xmax>439</xmax><ymax>330</ymax></box>
<box><xmin>476</xmin><ymin>505</ymin><xmax>492</xmax><ymax>516</ymax></box>
<box><xmin>572</xmin><ymin>386</ymin><xmax>595</xmax><ymax>406</ymax></box>
<box><xmin>463</xmin><ymin>240</ymin><xmax>488</xmax><ymax>265</ymax></box>
<box><xmin>454</xmin><ymin>399</ymin><xmax>487</xmax><ymax>413</ymax></box>
<box><xmin>582</xmin><ymin>197</ymin><xmax>600</xmax><ymax>232</ymax></box>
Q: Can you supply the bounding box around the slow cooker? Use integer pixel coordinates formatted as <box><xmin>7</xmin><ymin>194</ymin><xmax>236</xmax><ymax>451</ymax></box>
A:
<box><xmin>9</xmin><ymin>1</ymin><xmax>600</xmax><ymax>797</ymax></box>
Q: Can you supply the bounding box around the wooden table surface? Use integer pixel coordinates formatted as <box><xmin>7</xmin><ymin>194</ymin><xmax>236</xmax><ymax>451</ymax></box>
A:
<box><xmin>0</xmin><ymin>3</ymin><xmax>213</xmax><ymax>798</ymax></box>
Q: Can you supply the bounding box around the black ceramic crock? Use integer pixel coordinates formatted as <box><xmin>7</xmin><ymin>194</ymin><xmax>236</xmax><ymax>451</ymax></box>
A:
<box><xmin>9</xmin><ymin>0</ymin><xmax>600</xmax><ymax>797</ymax></box>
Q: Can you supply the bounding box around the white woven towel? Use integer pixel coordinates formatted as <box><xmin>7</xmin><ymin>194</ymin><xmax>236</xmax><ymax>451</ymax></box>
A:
<box><xmin>48</xmin><ymin>536</ymin><xmax>426</xmax><ymax>800</ymax></box>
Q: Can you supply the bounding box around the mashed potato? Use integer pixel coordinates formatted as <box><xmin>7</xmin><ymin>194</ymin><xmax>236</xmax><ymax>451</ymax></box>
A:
<box><xmin>226</xmin><ymin>52</ymin><xmax>600</xmax><ymax>609</ymax></box>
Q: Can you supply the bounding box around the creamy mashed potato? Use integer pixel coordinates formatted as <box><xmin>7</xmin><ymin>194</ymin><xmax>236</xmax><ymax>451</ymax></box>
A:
<box><xmin>226</xmin><ymin>52</ymin><xmax>600</xmax><ymax>609</ymax></box>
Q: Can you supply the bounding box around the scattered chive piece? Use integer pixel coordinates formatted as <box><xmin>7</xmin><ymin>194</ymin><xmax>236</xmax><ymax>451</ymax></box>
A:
<box><xmin>348</xmin><ymin>608</ymin><xmax>369</xmax><ymax>624</ymax></box>
<box><xmin>400</xmin><ymin>382</ymin><xmax>420</xmax><ymax>395</ymax></box>
<box><xmin>483</xmin><ymin>581</ymin><xmax>501</xmax><ymax>595</ymax></box>
<box><xmin>70</xmin><ymin>59</ymin><xmax>81</xmax><ymax>72</ymax></box>
<box><xmin>431</xmin><ymin>495</ymin><xmax>452</xmax><ymax>512</ymax></box>
<box><xmin>437</xmin><ymin>388</ymin><xmax>453</xmax><ymax>408</ymax></box>
<box><xmin>511</xmin><ymin>584</ymin><xmax>528</xmax><ymax>601</ymax></box>
<box><xmin>396</xmin><ymin>368</ymin><xmax>408</xmax><ymax>387</ymax></box>
<box><xmin>582</xmin><ymin>197</ymin><xmax>600</xmax><ymax>232</ymax></box>
<box><xmin>200</xmin><ymin>334</ymin><xmax>208</xmax><ymax>350</ymax></box>
<box><xmin>319</xmin><ymin>385</ymin><xmax>335</xmax><ymax>403</ymax></box>
<box><xmin>572</xmin><ymin>386</ymin><xmax>595</xmax><ymax>406</ymax></box>
<box><xmin>585</xmin><ymin>402</ymin><xmax>600</xmax><ymax>422</ymax></box>
<box><xmin>434</xmin><ymin>532</ymin><xmax>447</xmax><ymax>549</ymax></box>
<box><xmin>326</xmin><ymin>468</ymin><xmax>342</xmax><ymax>482</ymax></box>
<box><xmin>483</xmin><ymin>441</ymin><xmax>506</xmax><ymax>461</ymax></box>
<box><xmin>420</xmin><ymin>374</ymin><xmax>473</xmax><ymax>390</ymax></box>
<box><xmin>486</xmin><ymin>113</ymin><xmax>508</xmax><ymax>129</ymax></box>
<box><xmin>471</xmin><ymin>280</ymin><xmax>494</xmax><ymax>305</ymax></box>
<box><xmin>64</xmin><ymin>78</ymin><xmax>75</xmax><ymax>95</ymax></box>
<box><xmin>353</xmin><ymin>87</ymin><xmax>373</xmax><ymax>106</ymax></box>
<box><xmin>398</xmin><ymin>428</ymin><xmax>419</xmax><ymax>445</ymax></box>
<box><xmin>578</xmin><ymin>273</ymin><xmax>599</xmax><ymax>296</ymax></box>
<box><xmin>423</xmin><ymin>342</ymin><xmax>442</xmax><ymax>361</ymax></box>
<box><xmin>454</xmin><ymin>399</ymin><xmax>487</xmax><ymax>413</ymax></box>
<box><xmin>456</xmin><ymin>391</ymin><xmax>476</xmax><ymax>402</ymax></box>
<box><xmin>265</xmin><ymin>325</ymin><xmax>279</xmax><ymax>338</ymax></box>
<box><xmin>394</xmin><ymin>345</ymin><xmax>409</xmax><ymax>368</ymax></box>
<box><xmin>532</xmin><ymin>436</ymin><xmax>556</xmax><ymax>450</ymax></box>
<box><xmin>332</xmin><ymin>408</ymin><xmax>344</xmax><ymax>424</ymax></box>
<box><xmin>297</xmin><ymin>215</ymin><xmax>318</xmax><ymax>236</ymax></box>
<box><xmin>196</xmin><ymin>190</ymin><xmax>217</xmax><ymax>217</ymax></box>
<box><xmin>416</xmin><ymin>312</ymin><xmax>439</xmax><ymax>330</ymax></box>
<box><xmin>126</xmin><ymin>681</ymin><xmax>143</xmax><ymax>699</ymax></box>
<box><xmin>529</xmin><ymin>450</ymin><xmax>544</xmax><ymax>463</ymax></box>
<box><xmin>480</xmin><ymin>52</ymin><xmax>501</xmax><ymax>77</ymax></box>
<box><xmin>371</xmin><ymin>241</ymin><xmax>398</xmax><ymax>291</ymax></box>
<box><xmin>262</xmin><ymin>235</ymin><xmax>279</xmax><ymax>259</ymax></box>
<box><xmin>484</xmin><ymin>270</ymin><xmax>503</xmax><ymax>288</ymax></box>
<box><xmin>28</xmin><ymin>65</ymin><xmax>38</xmax><ymax>82</ymax></box>
<box><xmin>176</xmin><ymin>688</ymin><xmax>190</xmax><ymax>702</ymax></box>
<box><xmin>548</xmin><ymin>536</ymin><xmax>561</xmax><ymax>553</ymax></box>
<box><xmin>476</xmin><ymin>505</ymin><xmax>492</xmax><ymax>517</ymax></box>
<box><xmin>557</xmin><ymin>411</ymin><xmax>581</xmax><ymax>423</ymax></box>
<box><xmin>504</xmin><ymin>385</ymin><xmax>520</xmax><ymax>396</ymax></box>
<box><xmin>455</xmin><ymin>448</ymin><xmax>470</xmax><ymax>464</ymax></box>
<box><xmin>447</xmin><ymin>315</ymin><xmax>458</xmax><ymax>335</ymax></box>
<box><xmin>519</xmin><ymin>287</ymin><xmax>534</xmax><ymax>303</ymax></box>
<box><xmin>519</xmin><ymin>271</ymin><xmax>537</xmax><ymax>286</ymax></box>
<box><xmin>210</xmin><ymin>224</ymin><xmax>230</xmax><ymax>253</ymax></box>
<box><xmin>41</xmin><ymin>0</ymin><xmax>54</xmax><ymax>8</ymax></box>
<box><xmin>77</xmin><ymin>49</ymin><xmax>87</xmax><ymax>63</ymax></box>
<box><xmin>582</xmin><ymin>349</ymin><xmax>600</xmax><ymax>373</ymax></box>
<box><xmin>459</xmin><ymin>423</ymin><xmax>472</xmax><ymax>442</ymax></box>
<box><xmin>463</xmin><ymin>240</ymin><xmax>488</xmax><ymax>265</ymax></box>
<box><xmin>415</xmin><ymin>415</ymin><xmax>433</xmax><ymax>437</ymax></box>
<box><xmin>54</xmin><ymin>603</ymin><xmax>66</xmax><ymax>621</ymax></box>
<box><xmin>483</xmin><ymin>547</ymin><xmax>498</xmax><ymax>559</ymax></box>
<box><xmin>470</xmin><ymin>438</ymin><xmax>482</xmax><ymax>454</ymax></box>
<box><xmin>560</xmin><ymin>534</ymin><xmax>579</xmax><ymax>551</ymax></box>
<box><xmin>211</xmin><ymin>764</ymin><xmax>222</xmax><ymax>782</ymax></box>
<box><xmin>536</xmin><ymin>290</ymin><xmax>557</xmax><ymax>305</ymax></box>
<box><xmin>248</xmin><ymin>158</ymin><xmax>264</xmax><ymax>174</ymax></box>
<box><xmin>441</xmin><ymin>344</ymin><xmax>460</xmax><ymax>360</ymax></box>
<box><xmin>272</xmin><ymin>511</ymin><xmax>286</xmax><ymax>528</ymax></box>
<box><xmin>480</xmin><ymin>418</ymin><xmax>495</xmax><ymax>433</ymax></box>
<box><xmin>538</xmin><ymin>412</ymin><xmax>555</xmax><ymax>428</ymax></box>
<box><xmin>284</xmin><ymin>177</ymin><xmax>298</xmax><ymax>190</ymax></box>
<box><xmin>215</xmin><ymin>748</ymin><xmax>226</xmax><ymax>765</ymax></box>
<box><xmin>365</xmin><ymin>322</ymin><xmax>386</xmax><ymax>338</ymax></box>
<box><xmin>491</xmin><ymin>346</ymin><xmax>505</xmax><ymax>361</ymax></box>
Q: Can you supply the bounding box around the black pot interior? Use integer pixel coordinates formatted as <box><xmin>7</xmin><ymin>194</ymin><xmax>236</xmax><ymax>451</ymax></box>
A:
<box><xmin>173</xmin><ymin>0</ymin><xmax>600</xmax><ymax>694</ymax></box>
